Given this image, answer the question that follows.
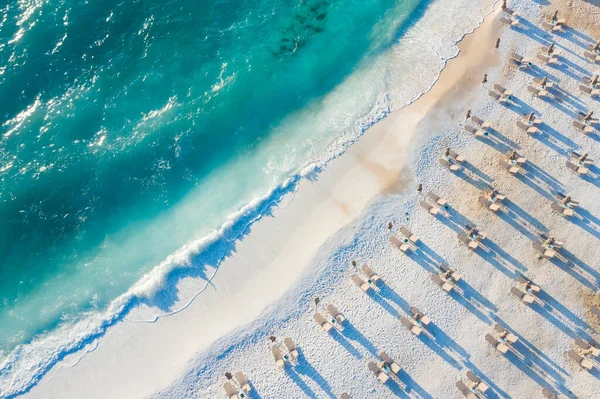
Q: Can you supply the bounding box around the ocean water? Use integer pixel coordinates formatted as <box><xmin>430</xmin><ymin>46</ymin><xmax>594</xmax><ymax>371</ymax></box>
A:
<box><xmin>0</xmin><ymin>0</ymin><xmax>493</xmax><ymax>396</ymax></box>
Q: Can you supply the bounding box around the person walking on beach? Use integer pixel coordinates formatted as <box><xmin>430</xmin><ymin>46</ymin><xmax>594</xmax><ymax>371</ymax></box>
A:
<box><xmin>482</xmin><ymin>74</ymin><xmax>488</xmax><ymax>84</ymax></box>
<box><xmin>495</xmin><ymin>38</ymin><xmax>500</xmax><ymax>49</ymax></box>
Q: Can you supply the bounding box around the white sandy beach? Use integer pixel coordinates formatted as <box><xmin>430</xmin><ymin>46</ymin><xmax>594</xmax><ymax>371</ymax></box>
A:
<box><xmin>20</xmin><ymin>0</ymin><xmax>600</xmax><ymax>398</ymax></box>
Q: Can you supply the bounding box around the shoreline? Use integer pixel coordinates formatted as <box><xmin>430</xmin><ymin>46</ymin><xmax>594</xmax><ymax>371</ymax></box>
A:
<box><xmin>21</xmin><ymin>4</ymin><xmax>504</xmax><ymax>399</ymax></box>
<box><xmin>165</xmin><ymin>0</ymin><xmax>600</xmax><ymax>396</ymax></box>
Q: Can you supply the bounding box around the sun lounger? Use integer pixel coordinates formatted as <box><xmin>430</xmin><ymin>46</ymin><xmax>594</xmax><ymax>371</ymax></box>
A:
<box><xmin>517</xmin><ymin>274</ymin><xmax>534</xmax><ymax>287</ymax></box>
<box><xmin>579</xmin><ymin>85</ymin><xmax>592</xmax><ymax>94</ymax></box>
<box><xmin>439</xmin><ymin>157</ymin><xmax>461</xmax><ymax>171</ymax></box>
<box><xmin>575</xmin><ymin>338</ymin><xmax>592</xmax><ymax>350</ymax></box>
<box><xmin>420</xmin><ymin>200</ymin><xmax>441</xmax><ymax>215</ymax></box>
<box><xmin>502</xmin><ymin>331</ymin><xmax>519</xmax><ymax>343</ymax></box>
<box><xmin>314</xmin><ymin>312</ymin><xmax>333</xmax><ymax>333</ymax></box>
<box><xmin>340</xmin><ymin>394</ymin><xmax>351</xmax><ymax>399</ymax></box>
<box><xmin>551</xmin><ymin>202</ymin><xmax>574</xmax><ymax>216</ymax></box>
<box><xmin>542</xmin><ymin>387</ymin><xmax>559</xmax><ymax>399</ymax></box>
<box><xmin>584</xmin><ymin>51</ymin><xmax>600</xmax><ymax>62</ymax></box>
<box><xmin>511</xmin><ymin>286</ymin><xmax>534</xmax><ymax>304</ymax></box>
<box><xmin>541</xmin><ymin>45</ymin><xmax>559</xmax><ymax>56</ymax></box>
<box><xmin>528</xmin><ymin>86</ymin><xmax>548</xmax><ymax>98</ymax></box>
<box><xmin>536</xmin><ymin>240</ymin><xmax>560</xmax><ymax>253</ymax></box>
<box><xmin>234</xmin><ymin>371</ymin><xmax>251</xmax><ymax>393</ymax></box>
<box><xmin>427</xmin><ymin>191</ymin><xmax>447</xmax><ymax>206</ymax></box>
<box><xmin>510</xmin><ymin>53</ymin><xmax>524</xmax><ymax>63</ymax></box>
<box><xmin>542</xmin><ymin>20</ymin><xmax>563</xmax><ymax>32</ymax></box>
<box><xmin>368</xmin><ymin>361</ymin><xmax>389</xmax><ymax>383</ymax></box>
<box><xmin>510</xmin><ymin>53</ymin><xmax>532</xmax><ymax>68</ymax></box>
<box><xmin>379</xmin><ymin>351</ymin><xmax>401</xmax><ymax>374</ymax></box>
<box><xmin>592</xmin><ymin>305</ymin><xmax>600</xmax><ymax>318</ymax></box>
<box><xmin>500</xmin><ymin>17</ymin><xmax>518</xmax><ymax>27</ymax></box>
<box><xmin>223</xmin><ymin>382</ymin><xmax>240</xmax><ymax>399</ymax></box>
<box><xmin>575</xmin><ymin>338</ymin><xmax>600</xmax><ymax>357</ymax></box>
<box><xmin>583</xmin><ymin>75</ymin><xmax>599</xmax><ymax>87</ymax></box>
<box><xmin>466</xmin><ymin>225</ymin><xmax>486</xmax><ymax>240</ymax></box>
<box><xmin>534</xmin><ymin>77</ymin><xmax>555</xmax><ymax>89</ymax></box>
<box><xmin>493</xmin><ymin>324</ymin><xmax>518</xmax><ymax>343</ymax></box>
<box><xmin>580</xmin><ymin>85</ymin><xmax>599</xmax><ymax>96</ymax></box>
<box><xmin>517</xmin><ymin>120</ymin><xmax>538</xmax><ymax>134</ymax></box>
<box><xmin>466</xmin><ymin>370</ymin><xmax>489</xmax><ymax>393</ymax></box>
<box><xmin>272</xmin><ymin>345</ymin><xmax>285</xmax><ymax>368</ymax></box>
<box><xmin>445</xmin><ymin>148</ymin><xmax>464</xmax><ymax>163</ymax></box>
<box><xmin>439</xmin><ymin>263</ymin><xmax>461</xmax><ymax>282</ymax></box>
<box><xmin>464</xmin><ymin>124</ymin><xmax>485</xmax><ymax>137</ymax></box>
<box><xmin>488</xmin><ymin>90</ymin><xmax>508</xmax><ymax>103</ymax></box>
<box><xmin>573</xmin><ymin>120</ymin><xmax>594</xmax><ymax>134</ymax></box>
<box><xmin>431</xmin><ymin>273</ymin><xmax>453</xmax><ymax>292</ymax></box>
<box><xmin>486</xmin><ymin>333</ymin><xmax>509</xmax><ymax>354</ymax></box>
<box><xmin>574</xmin><ymin>117</ymin><xmax>593</xmax><ymax>129</ymax></box>
<box><xmin>362</xmin><ymin>265</ymin><xmax>381</xmax><ymax>285</ymax></box>
<box><xmin>581</xmin><ymin>85</ymin><xmax>593</xmax><ymax>95</ymax></box>
<box><xmin>399</xmin><ymin>226</ymin><xmax>419</xmax><ymax>243</ymax></box>
<box><xmin>584</xmin><ymin>75</ymin><xmax>597</xmax><ymax>84</ymax></box>
<box><xmin>541</xmin><ymin>20</ymin><xmax>553</xmax><ymax>30</ymax></box>
<box><xmin>490</xmin><ymin>189</ymin><xmax>507</xmax><ymax>200</ymax></box>
<box><xmin>526</xmin><ymin>113</ymin><xmax>542</xmax><ymax>125</ymax></box>
<box><xmin>471</xmin><ymin>116</ymin><xmax>490</xmax><ymax>128</ymax></box>
<box><xmin>505</xmin><ymin>150</ymin><xmax>526</xmax><ymax>164</ymax></box>
<box><xmin>390</xmin><ymin>235</ymin><xmax>411</xmax><ymax>253</ymax></box>
<box><xmin>448</xmin><ymin>271</ymin><xmax>461</xmax><ymax>282</ymax></box>
<box><xmin>465</xmin><ymin>370</ymin><xmax>480</xmax><ymax>384</ymax></box>
<box><xmin>500</xmin><ymin>159</ymin><xmax>521</xmax><ymax>175</ymax></box>
<box><xmin>524</xmin><ymin>282</ymin><xmax>541</xmax><ymax>293</ymax></box>
<box><xmin>284</xmin><ymin>338</ymin><xmax>299</xmax><ymax>360</ymax></box>
<box><xmin>410</xmin><ymin>306</ymin><xmax>431</xmax><ymax>325</ymax></box>
<box><xmin>537</xmin><ymin>53</ymin><xmax>559</xmax><ymax>64</ymax></box>
<box><xmin>566</xmin><ymin>160</ymin><xmax>588</xmax><ymax>175</ymax></box>
<box><xmin>492</xmin><ymin>192</ymin><xmax>507</xmax><ymax>200</ymax></box>
<box><xmin>502</xmin><ymin>3</ymin><xmax>519</xmax><ymax>16</ymax></box>
<box><xmin>493</xmin><ymin>84</ymin><xmax>513</xmax><ymax>96</ymax></box>
<box><xmin>327</xmin><ymin>304</ymin><xmax>346</xmax><ymax>325</ymax></box>
<box><xmin>400</xmin><ymin>315</ymin><xmax>423</xmax><ymax>335</ymax></box>
<box><xmin>352</xmin><ymin>274</ymin><xmax>371</xmax><ymax>293</ymax></box>
<box><xmin>458</xmin><ymin>232</ymin><xmax>479</xmax><ymax>250</ymax></box>
<box><xmin>479</xmin><ymin>196</ymin><xmax>500</xmax><ymax>212</ymax></box>
<box><xmin>568</xmin><ymin>350</ymin><xmax>593</xmax><ymax>370</ymax></box>
<box><xmin>456</xmin><ymin>380</ymin><xmax>477</xmax><ymax>399</ymax></box>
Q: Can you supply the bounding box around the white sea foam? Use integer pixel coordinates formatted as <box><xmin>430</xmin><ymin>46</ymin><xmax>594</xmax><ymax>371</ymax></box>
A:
<box><xmin>0</xmin><ymin>0</ymin><xmax>497</xmax><ymax>396</ymax></box>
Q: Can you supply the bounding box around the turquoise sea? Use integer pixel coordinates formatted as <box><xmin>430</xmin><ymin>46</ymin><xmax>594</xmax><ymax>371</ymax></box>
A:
<box><xmin>0</xmin><ymin>0</ymin><xmax>491</xmax><ymax>396</ymax></box>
